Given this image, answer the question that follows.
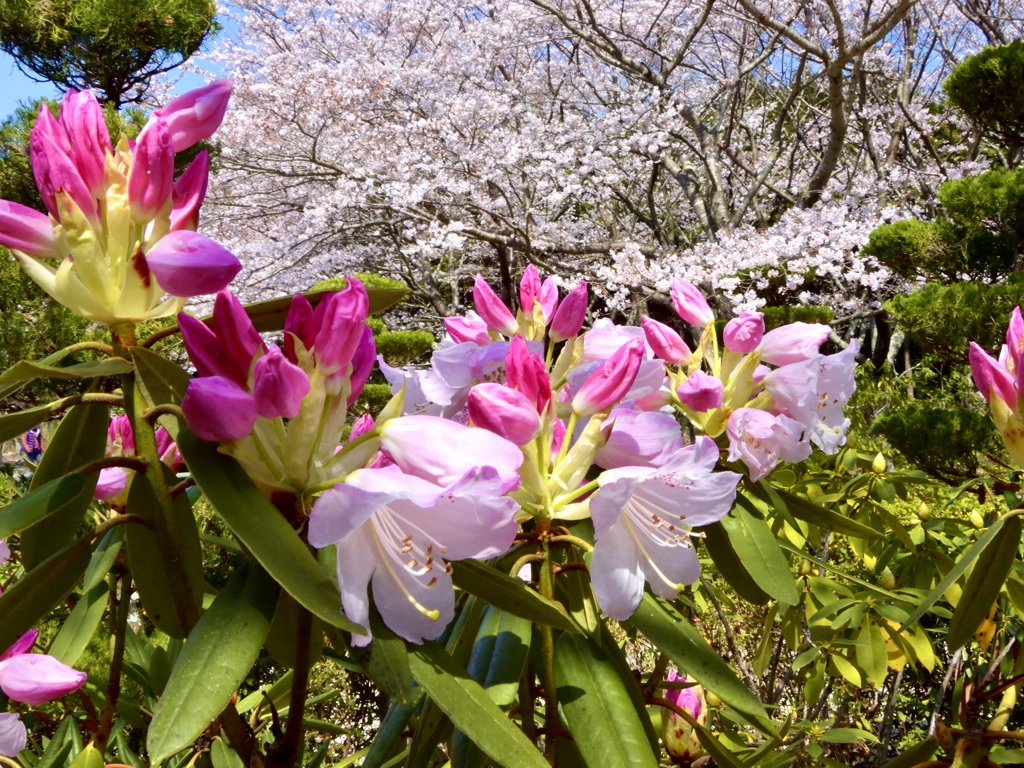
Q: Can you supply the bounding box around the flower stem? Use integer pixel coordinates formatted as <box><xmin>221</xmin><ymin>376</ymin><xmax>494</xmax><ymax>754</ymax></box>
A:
<box><xmin>538</xmin><ymin>530</ymin><xmax>560</xmax><ymax>765</ymax></box>
<box><xmin>96</xmin><ymin>572</ymin><xmax>131</xmax><ymax>753</ymax></box>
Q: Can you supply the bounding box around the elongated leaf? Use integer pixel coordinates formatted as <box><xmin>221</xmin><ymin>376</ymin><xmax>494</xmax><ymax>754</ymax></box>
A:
<box><xmin>628</xmin><ymin>596</ymin><xmax>766</xmax><ymax>718</ymax></box>
<box><xmin>83</xmin><ymin>526</ymin><xmax>125</xmax><ymax>591</ymax></box>
<box><xmin>20</xmin><ymin>403</ymin><xmax>108</xmax><ymax>568</ymax></box>
<box><xmin>879</xmin><ymin>737</ymin><xmax>938</xmax><ymax>768</ymax></box>
<box><xmin>772</xmin><ymin>488</ymin><xmax>884</xmax><ymax>538</ymax></box>
<box><xmin>690</xmin><ymin>719</ymin><xmax>748</xmax><ymax>768</ymax></box>
<box><xmin>947</xmin><ymin>515</ymin><xmax>1022</xmax><ymax>649</ymax></box>
<box><xmin>236</xmin><ymin>287</ymin><xmax>408</xmax><ymax>333</ymax></box>
<box><xmin>0</xmin><ymin>474</ymin><xmax>85</xmax><ymax>540</ymax></box>
<box><xmin>361</xmin><ymin>692</ymin><xmax>424</xmax><ymax>768</ymax></box>
<box><xmin>0</xmin><ymin>536</ymin><xmax>92</xmax><ymax>651</ymax></box>
<box><xmin>350</xmin><ymin>611</ymin><xmax>414</xmax><ymax>703</ymax></box>
<box><xmin>699</xmin><ymin>520</ymin><xmax>771</xmax><ymax>604</ymax></box>
<box><xmin>899</xmin><ymin>516</ymin><xmax>1009</xmax><ymax>631</ymax></box>
<box><xmin>855</xmin><ymin>621</ymin><xmax>888</xmax><ymax>688</ymax></box>
<box><xmin>177</xmin><ymin>428</ymin><xmax>362</xmax><ymax>634</ymax></box>
<box><xmin>147</xmin><ymin>565</ymin><xmax>279</xmax><ymax>763</ymax></box>
<box><xmin>48</xmin><ymin>582</ymin><xmax>109</xmax><ymax>666</ymax></box>
<box><xmin>451</xmin><ymin>560</ymin><xmax>579</xmax><ymax>633</ymax></box>
<box><xmin>722</xmin><ymin>502</ymin><xmax>799</xmax><ymax>605</ymax></box>
<box><xmin>131</xmin><ymin>346</ymin><xmax>192</xmax><ymax>437</ymax></box>
<box><xmin>126</xmin><ymin>463</ymin><xmax>205</xmax><ymax>638</ymax></box>
<box><xmin>597</xmin><ymin>624</ymin><xmax>661</xmax><ymax>755</ymax></box>
<box><xmin>0</xmin><ymin>357</ymin><xmax>133</xmax><ymax>396</ymax></box>
<box><xmin>556</xmin><ymin>545</ymin><xmax>601</xmax><ymax>635</ymax></box>
<box><xmin>0</xmin><ymin>397</ymin><xmax>80</xmax><ymax>443</ymax></box>
<box><xmin>263</xmin><ymin>591</ymin><xmax>323</xmax><ymax>669</ymax></box>
<box><xmin>554</xmin><ymin>633</ymin><xmax>659</xmax><ymax>768</ymax></box>
<box><xmin>408</xmin><ymin>642</ymin><xmax>548</xmax><ymax>768</ymax></box>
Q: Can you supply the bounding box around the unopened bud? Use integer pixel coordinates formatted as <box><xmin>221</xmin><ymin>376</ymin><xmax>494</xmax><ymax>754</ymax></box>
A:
<box><xmin>970</xmin><ymin>510</ymin><xmax>985</xmax><ymax>529</ymax></box>
<box><xmin>880</xmin><ymin>567</ymin><xmax>896</xmax><ymax>590</ymax></box>
<box><xmin>871</xmin><ymin>453</ymin><xmax>886</xmax><ymax>474</ymax></box>
<box><xmin>917</xmin><ymin>503</ymin><xmax>931</xmax><ymax>521</ymax></box>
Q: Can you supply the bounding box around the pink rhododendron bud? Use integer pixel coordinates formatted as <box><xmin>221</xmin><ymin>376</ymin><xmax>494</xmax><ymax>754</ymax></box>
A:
<box><xmin>641</xmin><ymin>316</ymin><xmax>690</xmax><ymax>365</ymax></box>
<box><xmin>573</xmin><ymin>338</ymin><xmax>644</xmax><ymax>416</ymax></box>
<box><xmin>444</xmin><ymin>311</ymin><xmax>490</xmax><ymax>345</ymax></box>
<box><xmin>253</xmin><ymin>345</ymin><xmax>311</xmax><ymax>419</ymax></box>
<box><xmin>58</xmin><ymin>89</ymin><xmax>111</xmax><ymax>198</ymax></box>
<box><xmin>0</xmin><ymin>654</ymin><xmax>87</xmax><ymax>706</ymax></box>
<box><xmin>970</xmin><ymin>341</ymin><xmax>1017</xmax><ymax>407</ymax></box>
<box><xmin>506</xmin><ymin>335</ymin><xmax>551</xmax><ymax>413</ymax></box>
<box><xmin>30</xmin><ymin>106</ymin><xmax>97</xmax><ymax>224</ymax></box>
<box><xmin>726</xmin><ymin>408</ymin><xmax>811</xmax><ymax>481</ymax></box>
<box><xmin>662</xmin><ymin>672</ymin><xmax>706</xmax><ymax>764</ymax></box>
<box><xmin>676</xmin><ymin>370</ymin><xmax>724</xmax><ymax>412</ymax></box>
<box><xmin>153</xmin><ymin>80</ymin><xmax>233</xmax><ymax>153</ymax></box>
<box><xmin>93</xmin><ymin>468</ymin><xmax>129</xmax><ymax>501</ymax></box>
<box><xmin>284</xmin><ymin>293</ymin><xmax>315</xmax><ymax>362</ymax></box>
<box><xmin>549</xmin><ymin>280</ymin><xmax>587</xmax><ymax>341</ymax></box>
<box><xmin>671</xmin><ymin>278</ymin><xmax>714</xmax><ymax>327</ymax></box>
<box><xmin>520</xmin><ymin>264</ymin><xmax>541</xmax><ymax>312</ymax></box>
<box><xmin>0</xmin><ymin>200</ymin><xmax>60</xmax><ymax>259</ymax></box>
<box><xmin>0</xmin><ymin>712</ymin><xmax>27</xmax><ymax>758</ymax></box>
<box><xmin>313</xmin><ymin>278</ymin><xmax>369</xmax><ymax>374</ymax></box>
<box><xmin>182</xmin><ymin>376</ymin><xmax>259</xmax><ymax>442</ymax></box>
<box><xmin>538</xmin><ymin>277</ymin><xmax>559</xmax><ymax>322</ymax></box>
<box><xmin>169</xmin><ymin>150</ymin><xmax>210</xmax><ymax>232</ymax></box>
<box><xmin>128</xmin><ymin>117</ymin><xmax>175</xmax><ymax>221</ymax></box>
<box><xmin>473</xmin><ymin>274</ymin><xmax>518</xmax><ymax>336</ymax></box>
<box><xmin>468</xmin><ymin>383</ymin><xmax>542</xmax><ymax>445</ymax></box>
<box><xmin>758</xmin><ymin>322</ymin><xmax>830</xmax><ymax>366</ymax></box>
<box><xmin>1</xmin><ymin>631</ymin><xmax>38</xmax><ymax>662</ymax></box>
<box><xmin>146</xmin><ymin>231</ymin><xmax>242</xmax><ymax>297</ymax></box>
<box><xmin>723</xmin><ymin>311</ymin><xmax>765</xmax><ymax>353</ymax></box>
<box><xmin>1007</xmin><ymin>307</ymin><xmax>1024</xmax><ymax>369</ymax></box>
<box><xmin>155</xmin><ymin>427</ymin><xmax>181</xmax><ymax>468</ymax></box>
<box><xmin>0</xmin><ymin>539</ymin><xmax>9</xmax><ymax>567</ymax></box>
<box><xmin>380</xmin><ymin>415</ymin><xmax>523</xmax><ymax>492</ymax></box>
<box><xmin>551</xmin><ymin>416</ymin><xmax>566</xmax><ymax>456</ymax></box>
<box><xmin>108</xmin><ymin>414</ymin><xmax>136</xmax><ymax>456</ymax></box>
<box><xmin>347</xmin><ymin>327</ymin><xmax>377</xmax><ymax>407</ymax></box>
<box><xmin>349</xmin><ymin>413</ymin><xmax>376</xmax><ymax>441</ymax></box>
<box><xmin>179</xmin><ymin>293</ymin><xmax>263</xmax><ymax>387</ymax></box>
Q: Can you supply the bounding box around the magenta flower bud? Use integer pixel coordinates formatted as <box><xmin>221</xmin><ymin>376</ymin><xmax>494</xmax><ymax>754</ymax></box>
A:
<box><xmin>313</xmin><ymin>277</ymin><xmax>369</xmax><ymax>374</ymax></box>
<box><xmin>641</xmin><ymin>316</ymin><xmax>690</xmax><ymax>365</ymax></box>
<box><xmin>93</xmin><ymin>468</ymin><xmax>128</xmax><ymax>501</ymax></box>
<box><xmin>723</xmin><ymin>311</ymin><xmax>765</xmax><ymax>353</ymax></box>
<box><xmin>0</xmin><ymin>655</ymin><xmax>87</xmax><ymax>706</ymax></box>
<box><xmin>146</xmin><ymin>231</ymin><xmax>242</xmax><ymax>298</ymax></box>
<box><xmin>670</xmin><ymin>278</ymin><xmax>714</xmax><ymax>327</ymax></box>
<box><xmin>662</xmin><ymin>672</ymin><xmax>706</xmax><ymax>763</ymax></box>
<box><xmin>58</xmin><ymin>89</ymin><xmax>112</xmax><ymax>198</ymax></box>
<box><xmin>155</xmin><ymin>427</ymin><xmax>180</xmax><ymax>468</ymax></box>
<box><xmin>182</xmin><ymin>376</ymin><xmax>259</xmax><ymax>442</ymax></box>
<box><xmin>970</xmin><ymin>341</ymin><xmax>1017</xmax><ymax>406</ymax></box>
<box><xmin>108</xmin><ymin>414</ymin><xmax>136</xmax><ymax>456</ymax></box>
<box><xmin>506</xmin><ymin>335</ymin><xmax>552</xmax><ymax>413</ymax></box>
<box><xmin>444</xmin><ymin>312</ymin><xmax>490</xmax><ymax>345</ymax></box>
<box><xmin>129</xmin><ymin>117</ymin><xmax>175</xmax><ymax>221</ymax></box>
<box><xmin>573</xmin><ymin>338</ymin><xmax>644</xmax><ymax>416</ymax></box>
<box><xmin>758</xmin><ymin>322</ymin><xmax>830</xmax><ymax>366</ymax></box>
<box><xmin>169</xmin><ymin>150</ymin><xmax>210</xmax><ymax>232</ymax></box>
<box><xmin>214</xmin><ymin>290</ymin><xmax>265</xmax><ymax>376</ymax></box>
<box><xmin>1</xmin><ymin>631</ymin><xmax>38</xmax><ymax>662</ymax></box>
<box><xmin>676</xmin><ymin>370</ymin><xmax>724</xmax><ymax>412</ymax></box>
<box><xmin>550</xmin><ymin>280</ymin><xmax>588</xmax><ymax>341</ymax></box>
<box><xmin>349</xmin><ymin>413</ymin><xmax>375</xmax><ymax>441</ymax></box>
<box><xmin>284</xmin><ymin>293</ymin><xmax>316</xmax><ymax>362</ymax></box>
<box><xmin>347</xmin><ymin>327</ymin><xmax>377</xmax><ymax>407</ymax></box>
<box><xmin>473</xmin><ymin>274</ymin><xmax>518</xmax><ymax>337</ymax></box>
<box><xmin>1007</xmin><ymin>307</ymin><xmax>1024</xmax><ymax>369</ymax></box>
<box><xmin>153</xmin><ymin>80</ymin><xmax>233</xmax><ymax>153</ymax></box>
<box><xmin>520</xmin><ymin>264</ymin><xmax>541</xmax><ymax>312</ymax></box>
<box><xmin>30</xmin><ymin>106</ymin><xmax>97</xmax><ymax>224</ymax></box>
<box><xmin>0</xmin><ymin>200</ymin><xmax>60</xmax><ymax>259</ymax></box>
<box><xmin>253</xmin><ymin>345</ymin><xmax>311</xmax><ymax>419</ymax></box>
<box><xmin>538</xmin><ymin>277</ymin><xmax>559</xmax><ymax>323</ymax></box>
<box><xmin>468</xmin><ymin>383</ymin><xmax>542</xmax><ymax>445</ymax></box>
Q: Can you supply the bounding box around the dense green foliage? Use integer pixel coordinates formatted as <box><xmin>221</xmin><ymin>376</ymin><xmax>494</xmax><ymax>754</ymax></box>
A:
<box><xmin>945</xmin><ymin>40</ymin><xmax>1024</xmax><ymax>148</ymax></box>
<box><xmin>0</xmin><ymin>0</ymin><xmax>219</xmax><ymax>105</ymax></box>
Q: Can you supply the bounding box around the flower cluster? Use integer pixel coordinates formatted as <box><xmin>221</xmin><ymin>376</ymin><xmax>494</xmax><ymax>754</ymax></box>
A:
<box><xmin>0</xmin><ymin>544</ymin><xmax>87</xmax><ymax>757</ymax></box>
<box><xmin>0</xmin><ymin>82</ymin><xmax>239</xmax><ymax>332</ymax></box>
<box><xmin>93</xmin><ymin>415</ymin><xmax>180</xmax><ymax>504</ymax></box>
<box><xmin>970</xmin><ymin>307</ymin><xmax>1024</xmax><ymax>467</ymax></box>
<box><xmin>662</xmin><ymin>671</ymin><xmax>706</xmax><ymax>764</ymax></box>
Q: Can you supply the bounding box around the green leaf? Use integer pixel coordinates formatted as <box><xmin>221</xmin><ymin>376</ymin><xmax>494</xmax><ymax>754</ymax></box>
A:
<box><xmin>0</xmin><ymin>536</ymin><xmax>92</xmax><ymax>655</ymax></box>
<box><xmin>0</xmin><ymin>474</ymin><xmax>86</xmax><ymax>540</ymax></box>
<box><xmin>0</xmin><ymin>357</ymin><xmax>133</xmax><ymax>400</ymax></box>
<box><xmin>263</xmin><ymin>591</ymin><xmax>323</xmax><ymax>669</ymax></box>
<box><xmin>177</xmin><ymin>427</ymin><xmax>362</xmax><ymax>634</ymax></box>
<box><xmin>147</xmin><ymin>565</ymin><xmax>279</xmax><ymax>763</ymax></box>
<box><xmin>628</xmin><ymin>596</ymin><xmax>766</xmax><ymax>719</ymax></box>
<box><xmin>210</xmin><ymin>738</ymin><xmax>244</xmax><ymax>768</ymax></box>
<box><xmin>48</xmin><ymin>582</ymin><xmax>109</xmax><ymax>666</ymax></box>
<box><xmin>20</xmin><ymin>403</ymin><xmax>109</xmax><ymax>569</ymax></box>
<box><xmin>130</xmin><ymin>346</ymin><xmax>191</xmax><ymax>437</ymax></box>
<box><xmin>899</xmin><ymin>516</ymin><xmax>1009</xmax><ymax>631</ymax></box>
<box><xmin>361</xmin><ymin>693</ymin><xmax>424</xmax><ymax>768</ymax></box>
<box><xmin>408</xmin><ymin>642</ymin><xmax>548</xmax><ymax>768</ymax></box>
<box><xmin>351</xmin><ymin>611</ymin><xmax>414</xmax><ymax>704</ymax></box>
<box><xmin>83</xmin><ymin>526</ymin><xmax>125</xmax><ymax>591</ymax></box>
<box><xmin>690</xmin><ymin>720</ymin><xmax>749</xmax><ymax>768</ymax></box>
<box><xmin>947</xmin><ymin>515</ymin><xmax>1022</xmax><ymax>649</ymax></box>
<box><xmin>855</xmin><ymin>622</ymin><xmax>888</xmax><ymax>688</ymax></box>
<box><xmin>554</xmin><ymin>633</ymin><xmax>659</xmax><ymax>768</ymax></box>
<box><xmin>0</xmin><ymin>397</ymin><xmax>79</xmax><ymax>443</ymax></box>
<box><xmin>556</xmin><ymin>544</ymin><xmax>601</xmax><ymax>635</ymax></box>
<box><xmin>722</xmin><ymin>501</ymin><xmax>800</xmax><ymax>605</ymax></box>
<box><xmin>126</xmin><ymin>463</ymin><xmax>205</xmax><ymax>639</ymax></box>
<box><xmin>451</xmin><ymin>560</ymin><xmax>579</xmax><ymax>633</ymax></box>
<box><xmin>820</xmin><ymin>728</ymin><xmax>880</xmax><ymax>744</ymax></box>
<box><xmin>772</xmin><ymin>488</ymin><xmax>884</xmax><ymax>538</ymax></box>
<box><xmin>699</xmin><ymin>520</ymin><xmax>771</xmax><ymax>604</ymax></box>
<box><xmin>830</xmin><ymin>653</ymin><xmax>863</xmax><ymax>687</ymax></box>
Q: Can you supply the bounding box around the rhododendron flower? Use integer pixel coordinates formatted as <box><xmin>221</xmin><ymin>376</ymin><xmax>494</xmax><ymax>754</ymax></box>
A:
<box><xmin>970</xmin><ymin>308</ymin><xmax>1024</xmax><ymax>466</ymax></box>
<box><xmin>676</xmin><ymin>370</ymin><xmax>724</xmax><ymax>413</ymax></box>
<box><xmin>153</xmin><ymin>80</ymin><xmax>233</xmax><ymax>153</ymax></box>
<box><xmin>549</xmin><ymin>281</ymin><xmax>588</xmax><ymax>341</ymax></box>
<box><xmin>726</xmin><ymin>408</ymin><xmax>811</xmax><ymax>481</ymax></box>
<box><xmin>520</xmin><ymin>264</ymin><xmax>558</xmax><ymax>324</ymax></box>
<box><xmin>0</xmin><ymin>713</ymin><xmax>26</xmax><ymax>758</ymax></box>
<box><xmin>573</xmin><ymin>338</ymin><xmax>645</xmax><ymax>416</ymax></box>
<box><xmin>662</xmin><ymin>672</ymin><xmax>706</xmax><ymax>763</ymax></box>
<box><xmin>594</xmin><ymin>408</ymin><xmax>684</xmax><ymax>470</ymax></box>
<box><xmin>589</xmin><ymin>437</ymin><xmax>740</xmax><ymax>619</ymax></box>
<box><xmin>444</xmin><ymin>311</ymin><xmax>490</xmax><ymax>346</ymax></box>
<box><xmin>308</xmin><ymin>464</ymin><xmax>519</xmax><ymax>645</ymax></box>
<box><xmin>467</xmin><ymin>383</ymin><xmax>542</xmax><ymax>445</ymax></box>
<box><xmin>0</xmin><ymin>630</ymin><xmax>87</xmax><ymax>707</ymax></box>
<box><xmin>641</xmin><ymin>316</ymin><xmax>690</xmax><ymax>365</ymax></box>
<box><xmin>758</xmin><ymin>323</ymin><xmax>830</xmax><ymax>366</ymax></box>
<box><xmin>93</xmin><ymin>415</ymin><xmax>179</xmax><ymax>503</ymax></box>
<box><xmin>723</xmin><ymin>311</ymin><xmax>765</xmax><ymax>353</ymax></box>
<box><xmin>671</xmin><ymin>278</ymin><xmax>714</xmax><ymax>327</ymax></box>
<box><xmin>5</xmin><ymin>84</ymin><xmax>239</xmax><ymax>330</ymax></box>
<box><xmin>473</xmin><ymin>274</ymin><xmax>518</xmax><ymax>336</ymax></box>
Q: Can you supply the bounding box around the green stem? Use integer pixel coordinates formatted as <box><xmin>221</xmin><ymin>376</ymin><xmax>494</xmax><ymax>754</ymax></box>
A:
<box><xmin>96</xmin><ymin>572</ymin><xmax>131</xmax><ymax>753</ymax></box>
<box><xmin>539</xmin><ymin>533</ymin><xmax>559</xmax><ymax>766</ymax></box>
<box><xmin>275</xmin><ymin>607</ymin><xmax>313</xmax><ymax>768</ymax></box>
